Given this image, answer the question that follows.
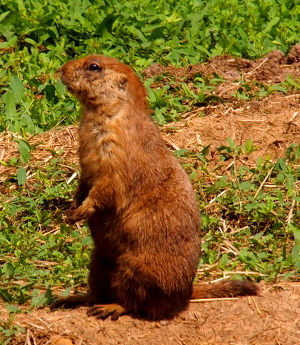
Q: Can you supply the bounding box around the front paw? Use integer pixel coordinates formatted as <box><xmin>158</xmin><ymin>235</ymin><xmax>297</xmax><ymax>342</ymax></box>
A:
<box><xmin>65</xmin><ymin>203</ymin><xmax>95</xmax><ymax>224</ymax></box>
<box><xmin>65</xmin><ymin>207</ymin><xmax>78</xmax><ymax>224</ymax></box>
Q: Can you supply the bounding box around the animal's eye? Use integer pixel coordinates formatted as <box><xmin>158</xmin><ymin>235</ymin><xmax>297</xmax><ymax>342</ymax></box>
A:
<box><xmin>88</xmin><ymin>63</ymin><xmax>102</xmax><ymax>71</ymax></box>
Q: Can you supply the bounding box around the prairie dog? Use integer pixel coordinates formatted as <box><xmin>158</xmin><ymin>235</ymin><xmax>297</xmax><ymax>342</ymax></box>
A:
<box><xmin>51</xmin><ymin>55</ymin><xmax>259</xmax><ymax>320</ymax></box>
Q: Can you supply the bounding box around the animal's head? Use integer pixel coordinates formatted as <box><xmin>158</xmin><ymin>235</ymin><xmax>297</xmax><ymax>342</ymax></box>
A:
<box><xmin>60</xmin><ymin>55</ymin><xmax>148</xmax><ymax>111</ymax></box>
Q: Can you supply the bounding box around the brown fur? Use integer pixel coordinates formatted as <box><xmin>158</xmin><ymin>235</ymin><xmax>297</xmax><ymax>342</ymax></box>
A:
<box><xmin>51</xmin><ymin>55</ymin><xmax>259</xmax><ymax>320</ymax></box>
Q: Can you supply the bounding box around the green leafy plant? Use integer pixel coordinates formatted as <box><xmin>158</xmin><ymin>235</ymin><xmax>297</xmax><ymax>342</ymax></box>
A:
<box><xmin>1</xmin><ymin>0</ymin><xmax>300</xmax><ymax>132</ymax></box>
<box><xmin>0</xmin><ymin>315</ymin><xmax>25</xmax><ymax>345</ymax></box>
<box><xmin>196</xmin><ymin>143</ymin><xmax>300</xmax><ymax>281</ymax></box>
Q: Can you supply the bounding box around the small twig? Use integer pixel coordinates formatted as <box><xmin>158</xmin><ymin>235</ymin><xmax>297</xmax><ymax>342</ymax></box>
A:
<box><xmin>180</xmin><ymin>109</ymin><xmax>201</xmax><ymax>119</ymax></box>
<box><xmin>246</xmin><ymin>58</ymin><xmax>269</xmax><ymax>76</ymax></box>
<box><xmin>254</xmin><ymin>165</ymin><xmax>274</xmax><ymax>199</ymax></box>
<box><xmin>196</xmin><ymin>263</ymin><xmax>219</xmax><ymax>273</ymax></box>
<box><xmin>210</xmin><ymin>276</ymin><xmax>231</xmax><ymax>283</ymax></box>
<box><xmin>25</xmin><ymin>329</ymin><xmax>31</xmax><ymax>345</ymax></box>
<box><xmin>263</xmin><ymin>184</ymin><xmax>277</xmax><ymax>188</ymax></box>
<box><xmin>223</xmin><ymin>271</ymin><xmax>267</xmax><ymax>277</ymax></box>
<box><xmin>286</xmin><ymin>198</ymin><xmax>296</xmax><ymax>224</ymax></box>
<box><xmin>220</xmin><ymin>239</ymin><xmax>239</xmax><ymax>255</ymax></box>
<box><xmin>225</xmin><ymin>226</ymin><xmax>249</xmax><ymax>235</ymax></box>
<box><xmin>290</xmin><ymin>283</ymin><xmax>300</xmax><ymax>287</ymax></box>
<box><xmin>25</xmin><ymin>329</ymin><xmax>37</xmax><ymax>345</ymax></box>
<box><xmin>251</xmin><ymin>296</ymin><xmax>263</xmax><ymax>317</ymax></box>
<box><xmin>24</xmin><ymin>321</ymin><xmax>45</xmax><ymax>331</ymax></box>
<box><xmin>219</xmin><ymin>219</ymin><xmax>227</xmax><ymax>234</ymax></box>
<box><xmin>205</xmin><ymin>189</ymin><xmax>228</xmax><ymax>209</ymax></box>
<box><xmin>196</xmin><ymin>133</ymin><xmax>202</xmax><ymax>145</ymax></box>
<box><xmin>26</xmin><ymin>172</ymin><xmax>36</xmax><ymax>180</ymax></box>
<box><xmin>284</xmin><ymin>94</ymin><xmax>300</xmax><ymax>98</ymax></box>
<box><xmin>190</xmin><ymin>297</ymin><xmax>238</xmax><ymax>303</ymax></box>
<box><xmin>163</xmin><ymin>137</ymin><xmax>180</xmax><ymax>150</ymax></box>
<box><xmin>45</xmin><ymin>316</ymin><xmax>70</xmax><ymax>322</ymax></box>
<box><xmin>224</xmin><ymin>160</ymin><xmax>235</xmax><ymax>171</ymax></box>
<box><xmin>237</xmin><ymin>119</ymin><xmax>265</xmax><ymax>122</ymax></box>
<box><xmin>286</xmin><ymin>111</ymin><xmax>299</xmax><ymax>133</ymax></box>
<box><xmin>289</xmin><ymin>111</ymin><xmax>298</xmax><ymax>123</ymax></box>
<box><xmin>67</xmin><ymin>172</ymin><xmax>78</xmax><ymax>185</ymax></box>
<box><xmin>42</xmin><ymin>228</ymin><xmax>61</xmax><ymax>236</ymax></box>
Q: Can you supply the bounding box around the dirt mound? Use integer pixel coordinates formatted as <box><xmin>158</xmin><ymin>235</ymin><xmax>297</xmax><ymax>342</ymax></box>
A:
<box><xmin>144</xmin><ymin>44</ymin><xmax>300</xmax><ymax>84</ymax></box>
<box><xmin>147</xmin><ymin>45</ymin><xmax>300</xmax><ymax>165</ymax></box>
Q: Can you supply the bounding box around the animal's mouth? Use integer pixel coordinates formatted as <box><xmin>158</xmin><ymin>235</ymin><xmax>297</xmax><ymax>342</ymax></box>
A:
<box><xmin>60</xmin><ymin>76</ymin><xmax>74</xmax><ymax>93</ymax></box>
<box><xmin>60</xmin><ymin>75</ymin><xmax>68</xmax><ymax>86</ymax></box>
<box><xmin>65</xmin><ymin>84</ymin><xmax>73</xmax><ymax>92</ymax></box>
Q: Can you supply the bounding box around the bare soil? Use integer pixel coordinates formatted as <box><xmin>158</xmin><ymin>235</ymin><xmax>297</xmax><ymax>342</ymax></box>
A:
<box><xmin>1</xmin><ymin>282</ymin><xmax>300</xmax><ymax>345</ymax></box>
<box><xmin>1</xmin><ymin>47</ymin><xmax>300</xmax><ymax>344</ymax></box>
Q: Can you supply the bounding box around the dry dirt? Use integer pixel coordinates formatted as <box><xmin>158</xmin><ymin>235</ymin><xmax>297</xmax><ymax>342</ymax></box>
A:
<box><xmin>2</xmin><ymin>282</ymin><xmax>300</xmax><ymax>345</ymax></box>
<box><xmin>1</xmin><ymin>47</ymin><xmax>300</xmax><ymax>345</ymax></box>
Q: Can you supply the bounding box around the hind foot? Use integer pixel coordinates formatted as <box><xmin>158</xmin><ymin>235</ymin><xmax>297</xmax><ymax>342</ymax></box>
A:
<box><xmin>88</xmin><ymin>303</ymin><xmax>127</xmax><ymax>321</ymax></box>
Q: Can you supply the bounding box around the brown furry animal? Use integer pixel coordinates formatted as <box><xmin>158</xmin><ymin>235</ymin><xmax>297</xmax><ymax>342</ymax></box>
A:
<box><xmin>51</xmin><ymin>55</ymin><xmax>259</xmax><ymax>321</ymax></box>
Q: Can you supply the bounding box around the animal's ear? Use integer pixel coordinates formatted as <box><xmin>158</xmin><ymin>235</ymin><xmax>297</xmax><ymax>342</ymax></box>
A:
<box><xmin>118</xmin><ymin>74</ymin><xmax>128</xmax><ymax>91</ymax></box>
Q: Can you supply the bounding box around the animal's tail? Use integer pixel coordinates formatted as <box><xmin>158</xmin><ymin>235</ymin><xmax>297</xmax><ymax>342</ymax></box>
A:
<box><xmin>191</xmin><ymin>280</ymin><xmax>259</xmax><ymax>299</ymax></box>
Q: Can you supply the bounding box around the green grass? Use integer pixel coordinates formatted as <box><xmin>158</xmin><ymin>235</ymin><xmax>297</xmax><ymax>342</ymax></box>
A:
<box><xmin>174</xmin><ymin>141</ymin><xmax>300</xmax><ymax>281</ymax></box>
<box><xmin>0</xmin><ymin>315</ymin><xmax>24</xmax><ymax>345</ymax></box>
<box><xmin>1</xmin><ymin>0</ymin><xmax>300</xmax><ymax>132</ymax></box>
<box><xmin>196</xmin><ymin>142</ymin><xmax>300</xmax><ymax>281</ymax></box>
<box><xmin>0</xmin><ymin>154</ymin><xmax>91</xmax><ymax>304</ymax></box>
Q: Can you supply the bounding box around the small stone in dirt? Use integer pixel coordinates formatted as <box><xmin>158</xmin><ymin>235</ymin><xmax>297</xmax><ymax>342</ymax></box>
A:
<box><xmin>50</xmin><ymin>335</ymin><xmax>73</xmax><ymax>345</ymax></box>
<box><xmin>159</xmin><ymin>320</ymin><xmax>170</xmax><ymax>326</ymax></box>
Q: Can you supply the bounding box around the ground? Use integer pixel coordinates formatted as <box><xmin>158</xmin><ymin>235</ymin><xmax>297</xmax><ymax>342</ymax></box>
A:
<box><xmin>2</xmin><ymin>283</ymin><xmax>300</xmax><ymax>345</ymax></box>
<box><xmin>1</xmin><ymin>48</ymin><xmax>300</xmax><ymax>344</ymax></box>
